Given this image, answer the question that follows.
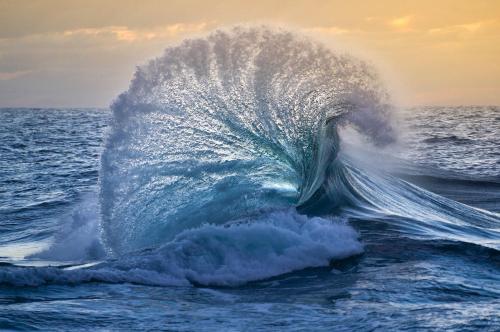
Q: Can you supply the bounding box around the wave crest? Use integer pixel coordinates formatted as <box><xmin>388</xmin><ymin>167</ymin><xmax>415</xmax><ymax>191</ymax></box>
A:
<box><xmin>100</xmin><ymin>26</ymin><xmax>393</xmax><ymax>254</ymax></box>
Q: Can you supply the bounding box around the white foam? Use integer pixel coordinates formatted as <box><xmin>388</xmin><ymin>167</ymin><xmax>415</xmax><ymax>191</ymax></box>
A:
<box><xmin>0</xmin><ymin>210</ymin><xmax>363</xmax><ymax>287</ymax></box>
<box><xmin>32</xmin><ymin>194</ymin><xmax>105</xmax><ymax>261</ymax></box>
<box><xmin>151</xmin><ymin>210</ymin><xmax>363</xmax><ymax>286</ymax></box>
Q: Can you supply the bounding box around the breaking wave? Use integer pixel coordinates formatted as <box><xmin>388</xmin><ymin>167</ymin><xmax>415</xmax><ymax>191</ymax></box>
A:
<box><xmin>3</xmin><ymin>26</ymin><xmax>498</xmax><ymax>288</ymax></box>
<box><xmin>100</xmin><ymin>25</ymin><xmax>392</xmax><ymax>254</ymax></box>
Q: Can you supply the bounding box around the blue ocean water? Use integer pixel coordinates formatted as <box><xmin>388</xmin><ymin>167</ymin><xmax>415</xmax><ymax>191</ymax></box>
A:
<box><xmin>1</xmin><ymin>27</ymin><xmax>499</xmax><ymax>331</ymax></box>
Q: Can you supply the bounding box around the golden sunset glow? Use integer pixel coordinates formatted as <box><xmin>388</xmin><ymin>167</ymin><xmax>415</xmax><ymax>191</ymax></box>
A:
<box><xmin>1</xmin><ymin>0</ymin><xmax>499</xmax><ymax>107</ymax></box>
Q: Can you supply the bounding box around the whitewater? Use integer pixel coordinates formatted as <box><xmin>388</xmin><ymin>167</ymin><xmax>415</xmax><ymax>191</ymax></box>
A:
<box><xmin>0</xmin><ymin>26</ymin><xmax>499</xmax><ymax>330</ymax></box>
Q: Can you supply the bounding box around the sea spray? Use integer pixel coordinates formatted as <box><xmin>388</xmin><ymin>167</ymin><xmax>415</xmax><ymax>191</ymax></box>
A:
<box><xmin>100</xmin><ymin>25</ymin><xmax>393</xmax><ymax>254</ymax></box>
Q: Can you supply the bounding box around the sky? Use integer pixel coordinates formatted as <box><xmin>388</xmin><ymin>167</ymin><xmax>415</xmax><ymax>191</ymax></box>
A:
<box><xmin>0</xmin><ymin>0</ymin><xmax>499</xmax><ymax>107</ymax></box>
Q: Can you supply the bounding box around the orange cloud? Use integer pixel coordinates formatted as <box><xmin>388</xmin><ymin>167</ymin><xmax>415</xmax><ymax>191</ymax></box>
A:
<box><xmin>62</xmin><ymin>22</ymin><xmax>214</xmax><ymax>42</ymax></box>
<box><xmin>428</xmin><ymin>20</ymin><xmax>496</xmax><ymax>35</ymax></box>
<box><xmin>306</xmin><ymin>26</ymin><xmax>352</xmax><ymax>35</ymax></box>
<box><xmin>388</xmin><ymin>16</ymin><xmax>413</xmax><ymax>29</ymax></box>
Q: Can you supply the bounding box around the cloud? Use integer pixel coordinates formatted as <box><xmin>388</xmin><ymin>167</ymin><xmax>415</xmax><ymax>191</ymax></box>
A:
<box><xmin>306</xmin><ymin>26</ymin><xmax>352</xmax><ymax>35</ymax></box>
<box><xmin>62</xmin><ymin>22</ymin><xmax>214</xmax><ymax>43</ymax></box>
<box><xmin>388</xmin><ymin>15</ymin><xmax>413</xmax><ymax>29</ymax></box>
<box><xmin>0</xmin><ymin>20</ymin><xmax>218</xmax><ymax>107</ymax></box>
<box><xmin>0</xmin><ymin>70</ymin><xmax>32</xmax><ymax>80</ymax></box>
<box><xmin>428</xmin><ymin>20</ymin><xmax>496</xmax><ymax>35</ymax></box>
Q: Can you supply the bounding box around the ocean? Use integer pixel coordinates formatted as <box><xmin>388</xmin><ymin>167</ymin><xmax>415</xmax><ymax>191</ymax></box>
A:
<box><xmin>0</xmin><ymin>27</ymin><xmax>499</xmax><ymax>331</ymax></box>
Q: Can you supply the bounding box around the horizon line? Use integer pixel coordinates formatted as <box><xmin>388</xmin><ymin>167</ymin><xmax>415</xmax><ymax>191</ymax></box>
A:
<box><xmin>1</xmin><ymin>104</ymin><xmax>499</xmax><ymax>109</ymax></box>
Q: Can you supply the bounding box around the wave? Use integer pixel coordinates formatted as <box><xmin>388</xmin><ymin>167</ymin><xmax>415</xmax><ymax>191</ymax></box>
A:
<box><xmin>7</xmin><ymin>26</ymin><xmax>498</xmax><ymax>288</ymax></box>
<box><xmin>100</xmin><ymin>25</ymin><xmax>393</xmax><ymax>255</ymax></box>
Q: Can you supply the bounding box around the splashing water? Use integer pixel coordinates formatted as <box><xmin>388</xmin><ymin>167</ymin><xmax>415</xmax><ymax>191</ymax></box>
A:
<box><xmin>1</xmin><ymin>26</ymin><xmax>498</xmax><ymax>292</ymax></box>
<box><xmin>100</xmin><ymin>26</ymin><xmax>393</xmax><ymax>255</ymax></box>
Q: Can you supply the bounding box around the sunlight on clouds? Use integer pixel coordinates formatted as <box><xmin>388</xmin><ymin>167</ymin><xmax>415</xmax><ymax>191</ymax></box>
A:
<box><xmin>458</xmin><ymin>22</ymin><xmax>484</xmax><ymax>33</ymax></box>
<box><xmin>428</xmin><ymin>20</ymin><xmax>496</xmax><ymax>35</ymax></box>
<box><xmin>1</xmin><ymin>0</ymin><xmax>499</xmax><ymax>107</ymax></box>
<box><xmin>388</xmin><ymin>16</ymin><xmax>413</xmax><ymax>29</ymax></box>
<box><xmin>63</xmin><ymin>22</ymin><xmax>213</xmax><ymax>42</ymax></box>
<box><xmin>306</xmin><ymin>26</ymin><xmax>351</xmax><ymax>35</ymax></box>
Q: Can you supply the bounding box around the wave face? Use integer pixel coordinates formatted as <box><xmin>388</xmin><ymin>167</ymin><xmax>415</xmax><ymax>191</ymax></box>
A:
<box><xmin>100</xmin><ymin>26</ymin><xmax>393</xmax><ymax>255</ymax></box>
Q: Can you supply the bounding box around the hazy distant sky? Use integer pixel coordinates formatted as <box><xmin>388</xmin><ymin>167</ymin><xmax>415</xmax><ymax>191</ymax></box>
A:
<box><xmin>1</xmin><ymin>0</ymin><xmax>499</xmax><ymax>107</ymax></box>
